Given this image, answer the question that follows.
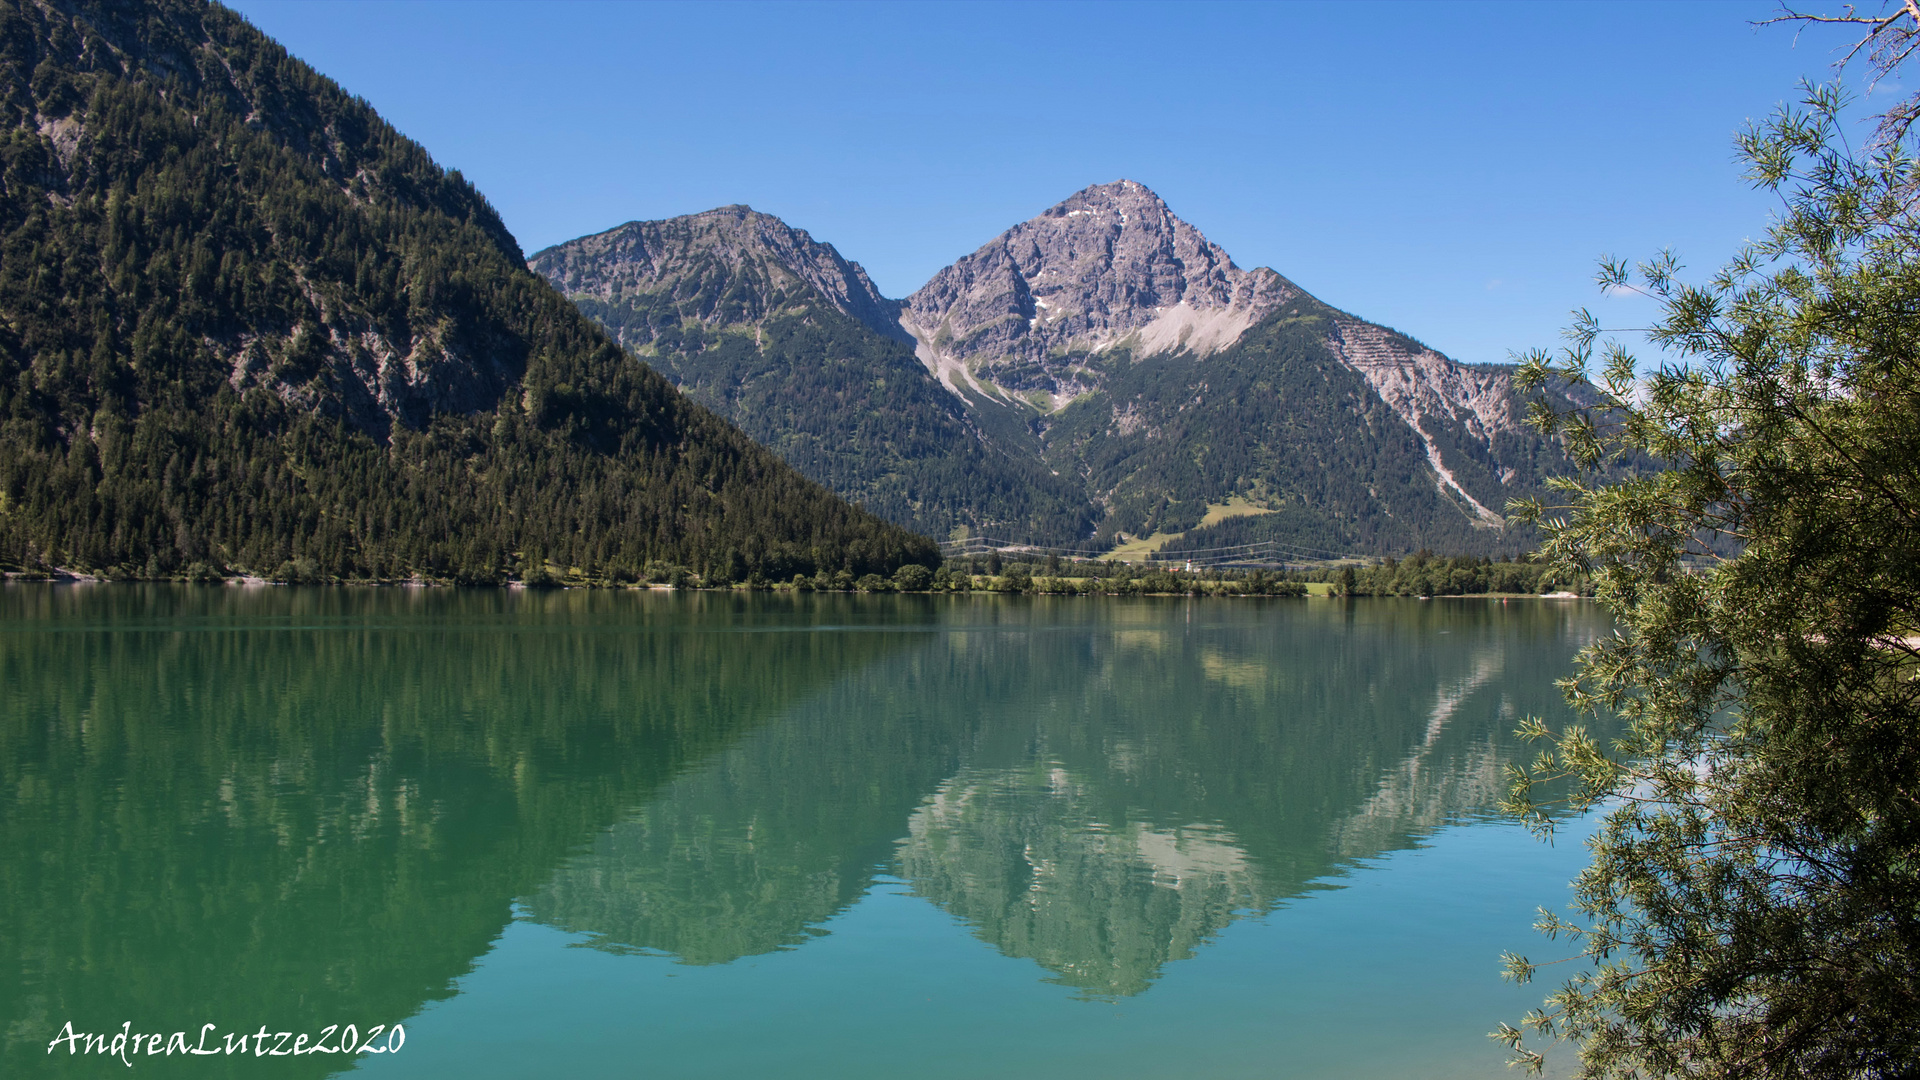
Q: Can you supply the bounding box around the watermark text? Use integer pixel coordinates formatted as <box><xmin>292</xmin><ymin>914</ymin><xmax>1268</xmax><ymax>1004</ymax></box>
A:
<box><xmin>48</xmin><ymin>1021</ymin><xmax>405</xmax><ymax>1066</ymax></box>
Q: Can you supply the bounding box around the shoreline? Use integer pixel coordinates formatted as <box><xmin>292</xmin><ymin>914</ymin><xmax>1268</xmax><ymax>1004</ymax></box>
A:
<box><xmin>0</xmin><ymin>573</ymin><xmax>1595</xmax><ymax>600</ymax></box>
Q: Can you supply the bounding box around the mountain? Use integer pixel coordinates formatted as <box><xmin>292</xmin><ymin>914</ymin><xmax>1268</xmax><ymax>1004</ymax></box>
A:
<box><xmin>529</xmin><ymin>207</ymin><xmax>1096</xmax><ymax>543</ymax></box>
<box><xmin>900</xmin><ymin>178</ymin><xmax>1298</xmax><ymax>410</ymax></box>
<box><xmin>0</xmin><ymin>0</ymin><xmax>935</xmax><ymax>583</ymax></box>
<box><xmin>532</xmin><ymin>204</ymin><xmax>911</xmax><ymax>346</ymax></box>
<box><xmin>1042</xmin><ymin>291</ymin><xmax>1562</xmax><ymax>553</ymax></box>
<box><xmin>545</xmin><ymin>183</ymin><xmax>1583</xmax><ymax>557</ymax></box>
<box><xmin>905</xmin><ymin>180</ymin><xmax>1582</xmax><ymax>554</ymax></box>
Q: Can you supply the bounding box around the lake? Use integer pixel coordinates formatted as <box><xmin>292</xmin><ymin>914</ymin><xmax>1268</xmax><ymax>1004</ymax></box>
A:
<box><xmin>1</xmin><ymin>584</ymin><xmax>1608</xmax><ymax>1078</ymax></box>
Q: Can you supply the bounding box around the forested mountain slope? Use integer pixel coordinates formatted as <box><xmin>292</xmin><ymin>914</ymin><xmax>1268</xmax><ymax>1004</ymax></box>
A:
<box><xmin>1046</xmin><ymin>295</ymin><xmax>1578</xmax><ymax>554</ymax></box>
<box><xmin>530</xmin><ymin>207</ymin><xmax>1096</xmax><ymax>544</ymax></box>
<box><xmin>0</xmin><ymin>0</ymin><xmax>934</xmax><ymax>583</ymax></box>
<box><xmin>549</xmin><ymin>184</ymin><xmax>1586</xmax><ymax>557</ymax></box>
<box><xmin>907</xmin><ymin>181</ymin><xmax>1587</xmax><ymax>555</ymax></box>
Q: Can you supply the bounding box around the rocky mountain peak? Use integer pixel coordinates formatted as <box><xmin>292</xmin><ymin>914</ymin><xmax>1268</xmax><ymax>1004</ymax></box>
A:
<box><xmin>900</xmin><ymin>180</ymin><xmax>1297</xmax><ymax>407</ymax></box>
<box><xmin>529</xmin><ymin>206</ymin><xmax>907</xmax><ymax>342</ymax></box>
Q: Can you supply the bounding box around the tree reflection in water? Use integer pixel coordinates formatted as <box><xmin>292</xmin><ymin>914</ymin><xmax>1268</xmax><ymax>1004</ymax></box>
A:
<box><xmin>1</xmin><ymin>589</ymin><xmax>1604</xmax><ymax>1079</ymax></box>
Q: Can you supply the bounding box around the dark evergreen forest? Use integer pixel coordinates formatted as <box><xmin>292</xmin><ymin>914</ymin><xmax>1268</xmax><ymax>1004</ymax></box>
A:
<box><xmin>0</xmin><ymin>0</ymin><xmax>936</xmax><ymax>584</ymax></box>
<box><xmin>1048</xmin><ymin>298</ymin><xmax>1567</xmax><ymax>557</ymax></box>
<box><xmin>571</xmin><ymin>281</ymin><xmax>1098</xmax><ymax>546</ymax></box>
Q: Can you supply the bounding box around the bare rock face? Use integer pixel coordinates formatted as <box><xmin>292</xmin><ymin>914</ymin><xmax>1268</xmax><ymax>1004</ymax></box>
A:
<box><xmin>222</xmin><ymin>317</ymin><xmax>519</xmax><ymax>443</ymax></box>
<box><xmin>901</xmin><ymin>180</ymin><xmax>1297</xmax><ymax>407</ymax></box>
<box><xmin>529</xmin><ymin>205</ymin><xmax>908</xmax><ymax>343</ymax></box>
<box><xmin>1322</xmin><ymin>319</ymin><xmax>1521</xmax><ymax>525</ymax></box>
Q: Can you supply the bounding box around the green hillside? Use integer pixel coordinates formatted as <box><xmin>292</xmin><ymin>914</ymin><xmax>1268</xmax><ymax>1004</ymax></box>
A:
<box><xmin>532</xmin><ymin>212</ymin><xmax>1098</xmax><ymax>546</ymax></box>
<box><xmin>0</xmin><ymin>0</ymin><xmax>935</xmax><ymax>584</ymax></box>
<box><xmin>1046</xmin><ymin>298</ymin><xmax>1568</xmax><ymax>557</ymax></box>
<box><xmin>569</xmin><ymin>286</ymin><xmax>1094</xmax><ymax>545</ymax></box>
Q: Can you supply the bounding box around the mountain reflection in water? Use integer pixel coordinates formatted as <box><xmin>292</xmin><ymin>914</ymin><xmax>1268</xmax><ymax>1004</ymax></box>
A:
<box><xmin>1</xmin><ymin>586</ymin><xmax>1605</xmax><ymax>1078</ymax></box>
<box><xmin>524</xmin><ymin>596</ymin><xmax>1597</xmax><ymax>998</ymax></box>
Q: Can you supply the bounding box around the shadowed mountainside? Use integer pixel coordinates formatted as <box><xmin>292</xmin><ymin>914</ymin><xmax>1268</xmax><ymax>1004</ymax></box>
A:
<box><xmin>0</xmin><ymin>0</ymin><xmax>934</xmax><ymax>584</ymax></box>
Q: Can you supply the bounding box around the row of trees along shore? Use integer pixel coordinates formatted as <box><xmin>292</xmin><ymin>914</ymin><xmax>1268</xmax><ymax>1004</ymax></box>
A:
<box><xmin>930</xmin><ymin>551</ymin><xmax>1589</xmax><ymax>597</ymax></box>
<box><xmin>1309</xmin><ymin>552</ymin><xmax>1590</xmax><ymax>597</ymax></box>
<box><xmin>2</xmin><ymin>547</ymin><xmax>1597</xmax><ymax>598</ymax></box>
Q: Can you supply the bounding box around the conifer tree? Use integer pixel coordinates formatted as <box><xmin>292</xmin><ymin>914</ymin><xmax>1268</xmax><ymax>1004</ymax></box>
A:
<box><xmin>1498</xmin><ymin>12</ymin><xmax>1920</xmax><ymax>1074</ymax></box>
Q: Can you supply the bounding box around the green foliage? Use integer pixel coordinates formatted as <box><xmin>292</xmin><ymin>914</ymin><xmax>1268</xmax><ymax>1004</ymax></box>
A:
<box><xmin>891</xmin><ymin>562</ymin><xmax>932</xmax><ymax>592</ymax></box>
<box><xmin>0</xmin><ymin>0</ymin><xmax>935</xmax><ymax>585</ymax></box>
<box><xmin>1498</xmin><ymin>81</ymin><xmax>1920</xmax><ymax>1079</ymax></box>
<box><xmin>1306</xmin><ymin>552</ymin><xmax>1584</xmax><ymax>597</ymax></box>
<box><xmin>997</xmin><ymin>563</ymin><xmax>1033</xmax><ymax>593</ymax></box>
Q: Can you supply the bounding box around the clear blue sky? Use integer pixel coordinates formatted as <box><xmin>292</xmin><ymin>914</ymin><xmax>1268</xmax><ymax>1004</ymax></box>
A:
<box><xmin>227</xmin><ymin>0</ymin><xmax>1875</xmax><ymax>367</ymax></box>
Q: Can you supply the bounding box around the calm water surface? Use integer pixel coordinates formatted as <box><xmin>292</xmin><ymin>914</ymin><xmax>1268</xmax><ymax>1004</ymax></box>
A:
<box><xmin>1</xmin><ymin>585</ymin><xmax>1608</xmax><ymax>1078</ymax></box>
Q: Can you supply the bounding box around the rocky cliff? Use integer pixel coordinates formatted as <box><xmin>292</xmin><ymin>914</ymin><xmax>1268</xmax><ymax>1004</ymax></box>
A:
<box><xmin>901</xmin><ymin>180</ymin><xmax>1298</xmax><ymax>408</ymax></box>
<box><xmin>530</xmin><ymin>205</ymin><xmax>909</xmax><ymax>345</ymax></box>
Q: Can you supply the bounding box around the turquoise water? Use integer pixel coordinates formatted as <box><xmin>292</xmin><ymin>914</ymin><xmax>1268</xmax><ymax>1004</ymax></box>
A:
<box><xmin>1</xmin><ymin>586</ymin><xmax>1605</xmax><ymax>1077</ymax></box>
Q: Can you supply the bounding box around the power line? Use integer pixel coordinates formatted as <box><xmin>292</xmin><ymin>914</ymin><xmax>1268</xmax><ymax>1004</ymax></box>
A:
<box><xmin>937</xmin><ymin>535</ymin><xmax>1371</xmax><ymax>565</ymax></box>
<box><xmin>936</xmin><ymin>537</ymin><xmax>1114</xmax><ymax>557</ymax></box>
<box><xmin>1149</xmin><ymin>537</ymin><xmax>1358</xmax><ymax>558</ymax></box>
<box><xmin>939</xmin><ymin>534</ymin><xmax>1363</xmax><ymax>560</ymax></box>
